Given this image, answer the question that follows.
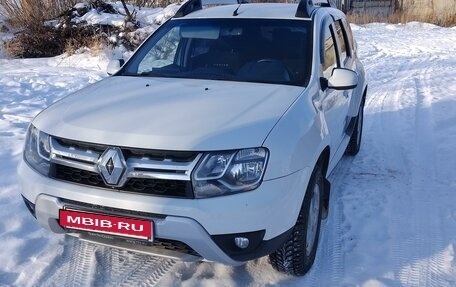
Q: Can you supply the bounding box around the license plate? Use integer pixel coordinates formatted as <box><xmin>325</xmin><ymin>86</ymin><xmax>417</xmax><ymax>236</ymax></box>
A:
<box><xmin>59</xmin><ymin>209</ymin><xmax>153</xmax><ymax>241</ymax></box>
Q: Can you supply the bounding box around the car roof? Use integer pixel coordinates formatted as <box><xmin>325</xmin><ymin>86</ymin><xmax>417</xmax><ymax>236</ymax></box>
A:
<box><xmin>182</xmin><ymin>3</ymin><xmax>311</xmax><ymax>20</ymax></box>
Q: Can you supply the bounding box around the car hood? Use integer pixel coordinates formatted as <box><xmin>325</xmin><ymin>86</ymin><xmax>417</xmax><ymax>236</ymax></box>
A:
<box><xmin>33</xmin><ymin>76</ymin><xmax>303</xmax><ymax>151</ymax></box>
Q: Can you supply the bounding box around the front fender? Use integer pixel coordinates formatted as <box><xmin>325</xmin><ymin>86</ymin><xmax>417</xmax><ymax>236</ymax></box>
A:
<box><xmin>262</xmin><ymin>86</ymin><xmax>331</xmax><ymax>180</ymax></box>
<box><xmin>348</xmin><ymin>59</ymin><xmax>367</xmax><ymax>117</ymax></box>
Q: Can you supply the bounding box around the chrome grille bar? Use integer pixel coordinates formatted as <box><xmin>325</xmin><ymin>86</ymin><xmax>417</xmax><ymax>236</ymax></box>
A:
<box><xmin>51</xmin><ymin>157</ymin><xmax>99</xmax><ymax>173</ymax></box>
<box><xmin>49</xmin><ymin>137</ymin><xmax>201</xmax><ymax>184</ymax></box>
<box><xmin>128</xmin><ymin>170</ymin><xmax>188</xmax><ymax>181</ymax></box>
<box><xmin>51</xmin><ymin>138</ymin><xmax>100</xmax><ymax>164</ymax></box>
<box><xmin>50</xmin><ymin>138</ymin><xmax>100</xmax><ymax>173</ymax></box>
<box><xmin>127</xmin><ymin>157</ymin><xmax>199</xmax><ymax>172</ymax></box>
<box><xmin>125</xmin><ymin>155</ymin><xmax>201</xmax><ymax>181</ymax></box>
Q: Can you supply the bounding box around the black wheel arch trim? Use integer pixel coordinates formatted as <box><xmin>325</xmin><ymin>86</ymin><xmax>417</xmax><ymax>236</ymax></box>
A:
<box><xmin>316</xmin><ymin>147</ymin><xmax>331</xmax><ymax>219</ymax></box>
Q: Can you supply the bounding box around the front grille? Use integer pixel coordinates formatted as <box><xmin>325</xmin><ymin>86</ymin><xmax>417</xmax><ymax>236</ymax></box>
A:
<box><xmin>57</xmin><ymin>138</ymin><xmax>197</xmax><ymax>162</ymax></box>
<box><xmin>123</xmin><ymin>178</ymin><xmax>191</xmax><ymax>197</ymax></box>
<box><xmin>52</xmin><ymin>164</ymin><xmax>105</xmax><ymax>187</ymax></box>
<box><xmin>61</xmin><ymin>198</ymin><xmax>166</xmax><ymax>219</ymax></box>
<box><xmin>48</xmin><ymin>137</ymin><xmax>201</xmax><ymax>199</ymax></box>
<box><xmin>51</xmin><ymin>164</ymin><xmax>193</xmax><ymax>198</ymax></box>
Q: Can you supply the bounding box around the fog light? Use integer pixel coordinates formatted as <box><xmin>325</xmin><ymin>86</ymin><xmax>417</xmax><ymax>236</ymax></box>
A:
<box><xmin>234</xmin><ymin>237</ymin><xmax>249</xmax><ymax>249</ymax></box>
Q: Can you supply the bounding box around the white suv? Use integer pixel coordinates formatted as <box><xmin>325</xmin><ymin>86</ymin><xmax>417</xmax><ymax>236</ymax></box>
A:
<box><xmin>18</xmin><ymin>0</ymin><xmax>367</xmax><ymax>276</ymax></box>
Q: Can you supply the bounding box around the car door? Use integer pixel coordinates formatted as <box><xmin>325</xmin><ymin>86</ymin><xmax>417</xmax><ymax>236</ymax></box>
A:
<box><xmin>319</xmin><ymin>17</ymin><xmax>350</xmax><ymax>159</ymax></box>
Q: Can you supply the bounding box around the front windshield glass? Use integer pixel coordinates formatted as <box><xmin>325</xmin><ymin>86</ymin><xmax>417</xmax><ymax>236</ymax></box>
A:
<box><xmin>121</xmin><ymin>18</ymin><xmax>312</xmax><ymax>86</ymax></box>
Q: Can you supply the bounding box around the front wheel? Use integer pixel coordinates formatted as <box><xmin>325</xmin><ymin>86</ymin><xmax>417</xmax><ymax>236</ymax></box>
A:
<box><xmin>269</xmin><ymin>164</ymin><xmax>324</xmax><ymax>276</ymax></box>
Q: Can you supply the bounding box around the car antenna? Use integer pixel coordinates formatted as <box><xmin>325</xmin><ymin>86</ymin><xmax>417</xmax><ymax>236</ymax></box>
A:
<box><xmin>233</xmin><ymin>3</ymin><xmax>241</xmax><ymax>16</ymax></box>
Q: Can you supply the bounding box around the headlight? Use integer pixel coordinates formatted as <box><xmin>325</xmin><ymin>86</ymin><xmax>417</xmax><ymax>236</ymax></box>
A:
<box><xmin>24</xmin><ymin>125</ymin><xmax>51</xmax><ymax>176</ymax></box>
<box><xmin>192</xmin><ymin>148</ymin><xmax>268</xmax><ymax>198</ymax></box>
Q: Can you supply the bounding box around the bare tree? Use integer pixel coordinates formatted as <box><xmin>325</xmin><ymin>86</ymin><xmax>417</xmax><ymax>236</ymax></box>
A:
<box><xmin>120</xmin><ymin>0</ymin><xmax>133</xmax><ymax>22</ymax></box>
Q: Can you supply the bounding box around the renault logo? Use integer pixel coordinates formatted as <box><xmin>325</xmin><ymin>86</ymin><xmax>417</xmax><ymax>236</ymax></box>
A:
<box><xmin>98</xmin><ymin>147</ymin><xmax>126</xmax><ymax>186</ymax></box>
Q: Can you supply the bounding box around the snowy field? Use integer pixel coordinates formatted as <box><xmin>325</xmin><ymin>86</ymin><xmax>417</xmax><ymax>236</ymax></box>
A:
<box><xmin>0</xmin><ymin>22</ymin><xmax>455</xmax><ymax>286</ymax></box>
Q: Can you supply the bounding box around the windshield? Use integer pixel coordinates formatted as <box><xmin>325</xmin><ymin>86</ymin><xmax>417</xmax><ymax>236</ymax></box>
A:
<box><xmin>121</xmin><ymin>18</ymin><xmax>312</xmax><ymax>86</ymax></box>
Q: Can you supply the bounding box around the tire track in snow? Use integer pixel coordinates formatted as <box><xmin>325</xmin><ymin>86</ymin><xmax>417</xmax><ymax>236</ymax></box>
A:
<box><xmin>397</xmin><ymin>62</ymin><xmax>448</xmax><ymax>287</ymax></box>
<box><xmin>375</xmin><ymin>62</ymin><xmax>416</xmax><ymax>287</ymax></box>
<box><xmin>38</xmin><ymin>236</ymin><xmax>176</xmax><ymax>287</ymax></box>
<box><xmin>94</xmin><ymin>249</ymin><xmax>176</xmax><ymax>287</ymax></box>
<box><xmin>365</xmin><ymin>54</ymin><xmax>450</xmax><ymax>287</ymax></box>
<box><xmin>389</xmin><ymin>62</ymin><xmax>431</xmax><ymax>287</ymax></box>
<box><xmin>39</xmin><ymin>236</ymin><xmax>97</xmax><ymax>287</ymax></box>
<box><xmin>361</xmin><ymin>54</ymin><xmax>415</xmax><ymax>287</ymax></box>
<box><xmin>376</xmin><ymin>62</ymin><xmax>418</xmax><ymax>286</ymax></box>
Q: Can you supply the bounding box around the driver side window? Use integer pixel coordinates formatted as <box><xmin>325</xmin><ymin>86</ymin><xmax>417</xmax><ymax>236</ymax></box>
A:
<box><xmin>322</xmin><ymin>22</ymin><xmax>337</xmax><ymax>79</ymax></box>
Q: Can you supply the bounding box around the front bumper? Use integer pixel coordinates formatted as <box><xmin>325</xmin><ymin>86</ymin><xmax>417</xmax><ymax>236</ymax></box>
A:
<box><xmin>18</xmin><ymin>159</ymin><xmax>311</xmax><ymax>264</ymax></box>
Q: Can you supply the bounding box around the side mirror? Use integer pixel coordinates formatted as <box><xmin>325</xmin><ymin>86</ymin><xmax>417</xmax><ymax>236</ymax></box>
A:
<box><xmin>106</xmin><ymin>59</ymin><xmax>125</xmax><ymax>75</ymax></box>
<box><xmin>323</xmin><ymin>68</ymin><xmax>358</xmax><ymax>90</ymax></box>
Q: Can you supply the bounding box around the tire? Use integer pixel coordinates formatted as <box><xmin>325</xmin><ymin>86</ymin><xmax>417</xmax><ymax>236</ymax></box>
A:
<box><xmin>269</xmin><ymin>164</ymin><xmax>324</xmax><ymax>276</ymax></box>
<box><xmin>345</xmin><ymin>98</ymin><xmax>364</xmax><ymax>156</ymax></box>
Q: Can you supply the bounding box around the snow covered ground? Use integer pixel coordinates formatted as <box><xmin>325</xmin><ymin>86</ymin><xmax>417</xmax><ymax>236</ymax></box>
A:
<box><xmin>0</xmin><ymin>22</ymin><xmax>455</xmax><ymax>286</ymax></box>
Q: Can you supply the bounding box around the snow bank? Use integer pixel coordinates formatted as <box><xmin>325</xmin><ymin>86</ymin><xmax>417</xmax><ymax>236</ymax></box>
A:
<box><xmin>78</xmin><ymin>1</ymin><xmax>180</xmax><ymax>27</ymax></box>
<box><xmin>59</xmin><ymin>2</ymin><xmax>179</xmax><ymax>28</ymax></box>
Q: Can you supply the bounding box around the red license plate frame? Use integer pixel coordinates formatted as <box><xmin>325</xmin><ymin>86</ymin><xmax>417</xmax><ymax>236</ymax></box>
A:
<box><xmin>59</xmin><ymin>208</ymin><xmax>153</xmax><ymax>242</ymax></box>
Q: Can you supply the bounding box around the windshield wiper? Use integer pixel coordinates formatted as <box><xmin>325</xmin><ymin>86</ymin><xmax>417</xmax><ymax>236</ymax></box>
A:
<box><xmin>139</xmin><ymin>71</ymin><xmax>168</xmax><ymax>77</ymax></box>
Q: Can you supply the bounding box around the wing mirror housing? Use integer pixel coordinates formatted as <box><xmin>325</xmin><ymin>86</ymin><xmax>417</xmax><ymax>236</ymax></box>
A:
<box><xmin>321</xmin><ymin>68</ymin><xmax>358</xmax><ymax>90</ymax></box>
<box><xmin>106</xmin><ymin>59</ymin><xmax>125</xmax><ymax>75</ymax></box>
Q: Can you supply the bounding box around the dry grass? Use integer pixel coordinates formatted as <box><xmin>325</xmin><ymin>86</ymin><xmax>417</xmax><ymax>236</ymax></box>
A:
<box><xmin>125</xmin><ymin>0</ymin><xmax>178</xmax><ymax>8</ymax></box>
<box><xmin>0</xmin><ymin>0</ymin><xmax>77</xmax><ymax>29</ymax></box>
<box><xmin>5</xmin><ymin>24</ymin><xmax>113</xmax><ymax>58</ymax></box>
<box><xmin>0</xmin><ymin>0</ymin><xmax>118</xmax><ymax>58</ymax></box>
<box><xmin>347</xmin><ymin>8</ymin><xmax>456</xmax><ymax>27</ymax></box>
<box><xmin>5</xmin><ymin>26</ymin><xmax>63</xmax><ymax>57</ymax></box>
<box><xmin>0</xmin><ymin>0</ymin><xmax>153</xmax><ymax>58</ymax></box>
<box><xmin>88</xmin><ymin>35</ymin><xmax>105</xmax><ymax>56</ymax></box>
<box><xmin>64</xmin><ymin>32</ymin><xmax>104</xmax><ymax>55</ymax></box>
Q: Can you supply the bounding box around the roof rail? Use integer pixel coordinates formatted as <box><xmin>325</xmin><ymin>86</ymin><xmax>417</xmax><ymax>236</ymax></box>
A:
<box><xmin>174</xmin><ymin>0</ymin><xmax>202</xmax><ymax>18</ymax></box>
<box><xmin>174</xmin><ymin>0</ymin><xmax>246</xmax><ymax>18</ymax></box>
<box><xmin>317</xmin><ymin>0</ymin><xmax>337</xmax><ymax>8</ymax></box>
<box><xmin>295</xmin><ymin>0</ymin><xmax>337</xmax><ymax>18</ymax></box>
